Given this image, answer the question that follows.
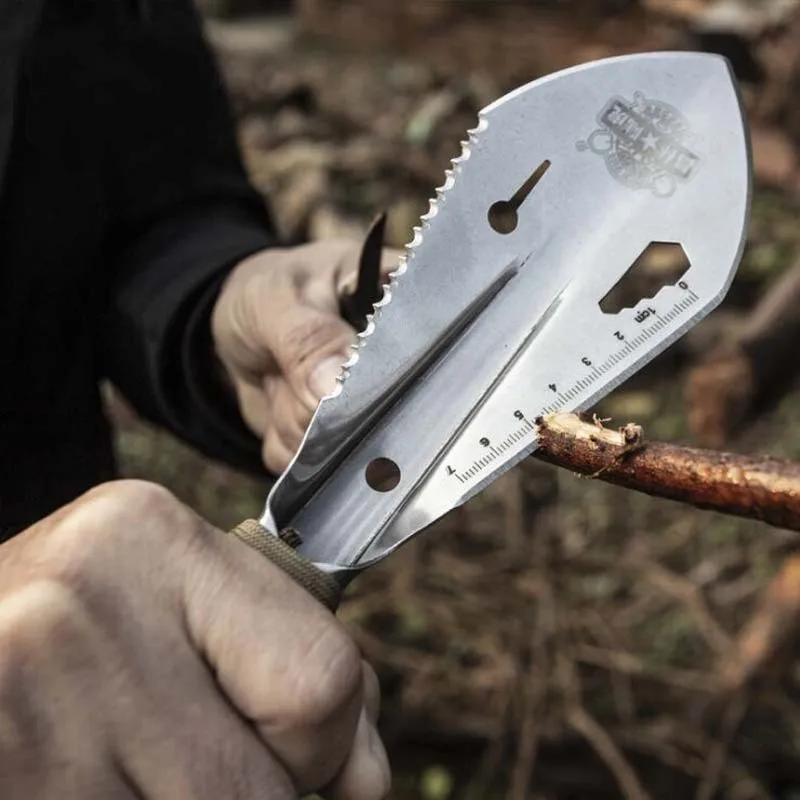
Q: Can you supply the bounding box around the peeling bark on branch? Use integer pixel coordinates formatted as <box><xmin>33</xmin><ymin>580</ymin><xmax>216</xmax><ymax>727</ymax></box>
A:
<box><xmin>533</xmin><ymin>412</ymin><xmax>800</xmax><ymax>532</ymax></box>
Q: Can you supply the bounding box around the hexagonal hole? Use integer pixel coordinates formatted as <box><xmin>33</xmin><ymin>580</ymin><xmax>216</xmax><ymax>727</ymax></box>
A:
<box><xmin>599</xmin><ymin>241</ymin><xmax>690</xmax><ymax>315</ymax></box>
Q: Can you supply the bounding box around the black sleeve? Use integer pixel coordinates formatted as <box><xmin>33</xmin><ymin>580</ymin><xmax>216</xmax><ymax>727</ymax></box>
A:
<box><xmin>99</xmin><ymin>0</ymin><xmax>275</xmax><ymax>472</ymax></box>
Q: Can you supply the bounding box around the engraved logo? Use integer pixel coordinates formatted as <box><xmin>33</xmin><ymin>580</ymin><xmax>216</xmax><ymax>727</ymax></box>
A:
<box><xmin>576</xmin><ymin>91</ymin><xmax>700</xmax><ymax>198</ymax></box>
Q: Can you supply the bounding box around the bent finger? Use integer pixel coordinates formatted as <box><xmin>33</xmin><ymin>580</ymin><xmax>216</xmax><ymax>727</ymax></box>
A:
<box><xmin>268</xmin><ymin>379</ymin><xmax>315</xmax><ymax>447</ymax></box>
<box><xmin>115</xmin><ymin>647</ymin><xmax>296</xmax><ymax>800</ymax></box>
<box><xmin>262</xmin><ymin>425</ymin><xmax>298</xmax><ymax>475</ymax></box>
<box><xmin>327</xmin><ymin>709</ymin><xmax>391</xmax><ymax>800</ymax></box>
<box><xmin>267</xmin><ymin>307</ymin><xmax>354</xmax><ymax>409</ymax></box>
<box><xmin>184</xmin><ymin>528</ymin><xmax>365</xmax><ymax>792</ymax></box>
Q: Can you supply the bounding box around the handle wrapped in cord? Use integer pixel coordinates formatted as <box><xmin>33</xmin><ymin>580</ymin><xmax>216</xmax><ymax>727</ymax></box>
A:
<box><xmin>229</xmin><ymin>520</ymin><xmax>342</xmax><ymax>611</ymax></box>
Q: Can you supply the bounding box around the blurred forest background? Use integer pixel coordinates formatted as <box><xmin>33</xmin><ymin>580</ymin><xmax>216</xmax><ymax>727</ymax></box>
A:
<box><xmin>109</xmin><ymin>0</ymin><xmax>800</xmax><ymax>797</ymax></box>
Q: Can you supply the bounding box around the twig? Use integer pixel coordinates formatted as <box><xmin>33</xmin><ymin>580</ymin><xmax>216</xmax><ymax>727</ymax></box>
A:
<box><xmin>694</xmin><ymin>690</ymin><xmax>750</xmax><ymax>800</ymax></box>
<box><xmin>558</xmin><ymin>649</ymin><xmax>652</xmax><ymax>800</ymax></box>
<box><xmin>533</xmin><ymin>412</ymin><xmax>800</xmax><ymax>533</ymax></box>
<box><xmin>508</xmin><ymin>520</ymin><xmax>557</xmax><ymax>799</ymax></box>
<box><xmin>567</xmin><ymin>704</ymin><xmax>653</xmax><ymax>800</ymax></box>
<box><xmin>722</xmin><ymin>553</ymin><xmax>800</xmax><ymax>691</ymax></box>
<box><xmin>573</xmin><ymin>644</ymin><xmax>719</xmax><ymax>693</ymax></box>
<box><xmin>629</xmin><ymin>557</ymin><xmax>733</xmax><ymax>658</ymax></box>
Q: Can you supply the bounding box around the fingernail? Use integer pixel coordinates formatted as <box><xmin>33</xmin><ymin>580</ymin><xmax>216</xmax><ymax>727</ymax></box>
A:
<box><xmin>309</xmin><ymin>356</ymin><xmax>345</xmax><ymax>400</ymax></box>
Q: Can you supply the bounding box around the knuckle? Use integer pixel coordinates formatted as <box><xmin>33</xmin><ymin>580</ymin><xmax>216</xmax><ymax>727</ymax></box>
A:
<box><xmin>288</xmin><ymin>626</ymin><xmax>363</xmax><ymax>729</ymax></box>
<box><xmin>64</xmin><ymin>480</ymin><xmax>185</xmax><ymax>544</ymax></box>
<box><xmin>85</xmin><ymin>479</ymin><xmax>180</xmax><ymax>520</ymax></box>
<box><xmin>37</xmin><ymin>480</ymin><xmax>195</xmax><ymax>583</ymax></box>
<box><xmin>0</xmin><ymin>581</ymin><xmax>85</xmax><ymax>662</ymax></box>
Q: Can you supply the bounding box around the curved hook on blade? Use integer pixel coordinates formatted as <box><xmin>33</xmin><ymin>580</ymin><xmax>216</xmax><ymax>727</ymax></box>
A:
<box><xmin>339</xmin><ymin>212</ymin><xmax>388</xmax><ymax>332</ymax></box>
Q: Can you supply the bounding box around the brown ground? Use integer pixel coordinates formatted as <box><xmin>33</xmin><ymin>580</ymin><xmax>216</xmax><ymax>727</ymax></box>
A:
<box><xmin>111</xmin><ymin>5</ymin><xmax>800</xmax><ymax>797</ymax></box>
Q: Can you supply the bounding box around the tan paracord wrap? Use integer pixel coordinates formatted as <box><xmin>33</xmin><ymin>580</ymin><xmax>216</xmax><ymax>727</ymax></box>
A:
<box><xmin>229</xmin><ymin>519</ymin><xmax>342</xmax><ymax>611</ymax></box>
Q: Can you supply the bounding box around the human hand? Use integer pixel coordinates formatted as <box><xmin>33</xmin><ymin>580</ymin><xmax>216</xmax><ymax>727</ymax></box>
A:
<box><xmin>211</xmin><ymin>240</ymin><xmax>399</xmax><ymax>473</ymax></box>
<box><xmin>0</xmin><ymin>481</ymin><xmax>390</xmax><ymax>799</ymax></box>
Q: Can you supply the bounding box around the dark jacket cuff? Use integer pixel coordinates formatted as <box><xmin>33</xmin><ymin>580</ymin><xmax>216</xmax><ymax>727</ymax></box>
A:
<box><xmin>104</xmin><ymin>203</ymin><xmax>275</xmax><ymax>473</ymax></box>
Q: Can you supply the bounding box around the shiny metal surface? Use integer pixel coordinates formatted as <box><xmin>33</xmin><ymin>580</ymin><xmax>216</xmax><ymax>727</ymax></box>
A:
<box><xmin>263</xmin><ymin>52</ymin><xmax>752</xmax><ymax>583</ymax></box>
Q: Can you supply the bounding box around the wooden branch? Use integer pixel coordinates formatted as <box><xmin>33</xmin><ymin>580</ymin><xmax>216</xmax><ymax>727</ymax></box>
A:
<box><xmin>685</xmin><ymin>259</ymin><xmax>800</xmax><ymax>448</ymax></box>
<box><xmin>533</xmin><ymin>412</ymin><xmax>800</xmax><ymax>533</ymax></box>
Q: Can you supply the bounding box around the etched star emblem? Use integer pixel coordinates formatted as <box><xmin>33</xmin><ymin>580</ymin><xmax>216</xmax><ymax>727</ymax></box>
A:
<box><xmin>642</xmin><ymin>132</ymin><xmax>659</xmax><ymax>150</ymax></box>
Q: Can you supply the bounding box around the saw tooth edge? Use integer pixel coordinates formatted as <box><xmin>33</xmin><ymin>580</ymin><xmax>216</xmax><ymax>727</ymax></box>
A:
<box><xmin>333</xmin><ymin>115</ymin><xmax>489</xmax><ymax>389</ymax></box>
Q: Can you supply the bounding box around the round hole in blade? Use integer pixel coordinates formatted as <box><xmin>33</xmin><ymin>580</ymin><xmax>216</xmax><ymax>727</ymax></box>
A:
<box><xmin>488</xmin><ymin>200</ymin><xmax>518</xmax><ymax>234</ymax></box>
<box><xmin>365</xmin><ymin>457</ymin><xmax>401</xmax><ymax>492</ymax></box>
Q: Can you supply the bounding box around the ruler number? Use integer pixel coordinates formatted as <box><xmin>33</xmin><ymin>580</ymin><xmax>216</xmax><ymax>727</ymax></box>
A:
<box><xmin>635</xmin><ymin>307</ymin><xmax>657</xmax><ymax>323</ymax></box>
<box><xmin>514</xmin><ymin>410</ymin><xmax>525</xmax><ymax>420</ymax></box>
<box><xmin>678</xmin><ymin>280</ymin><xmax>689</xmax><ymax>290</ymax></box>
<box><xmin>614</xmin><ymin>331</ymin><xmax>624</xmax><ymax>341</ymax></box>
<box><xmin>548</xmin><ymin>383</ymin><xmax>557</xmax><ymax>393</ymax></box>
<box><xmin>581</xmin><ymin>357</ymin><xmax>592</xmax><ymax>367</ymax></box>
<box><xmin>480</xmin><ymin>437</ymin><xmax>491</xmax><ymax>447</ymax></box>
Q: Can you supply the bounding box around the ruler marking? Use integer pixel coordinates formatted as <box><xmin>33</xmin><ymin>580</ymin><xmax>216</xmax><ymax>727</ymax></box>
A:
<box><xmin>455</xmin><ymin>289</ymin><xmax>704</xmax><ymax>482</ymax></box>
